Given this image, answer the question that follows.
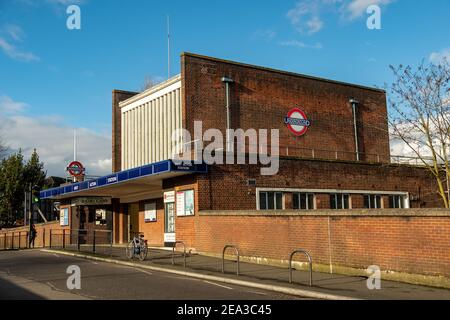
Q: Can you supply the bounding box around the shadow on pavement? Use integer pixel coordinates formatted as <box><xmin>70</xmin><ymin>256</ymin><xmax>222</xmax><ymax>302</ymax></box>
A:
<box><xmin>0</xmin><ymin>276</ymin><xmax>45</xmax><ymax>300</ymax></box>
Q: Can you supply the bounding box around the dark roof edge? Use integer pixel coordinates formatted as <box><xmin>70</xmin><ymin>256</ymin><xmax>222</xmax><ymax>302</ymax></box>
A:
<box><xmin>181</xmin><ymin>52</ymin><xmax>386</xmax><ymax>94</ymax></box>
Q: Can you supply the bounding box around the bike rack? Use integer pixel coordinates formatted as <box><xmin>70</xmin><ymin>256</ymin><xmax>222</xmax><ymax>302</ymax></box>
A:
<box><xmin>172</xmin><ymin>241</ymin><xmax>187</xmax><ymax>268</ymax></box>
<box><xmin>222</xmin><ymin>245</ymin><xmax>240</xmax><ymax>276</ymax></box>
<box><xmin>289</xmin><ymin>249</ymin><xmax>313</xmax><ymax>286</ymax></box>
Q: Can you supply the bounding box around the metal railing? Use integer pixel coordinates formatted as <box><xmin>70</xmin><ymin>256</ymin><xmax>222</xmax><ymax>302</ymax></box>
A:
<box><xmin>289</xmin><ymin>249</ymin><xmax>313</xmax><ymax>286</ymax></box>
<box><xmin>171</xmin><ymin>241</ymin><xmax>187</xmax><ymax>268</ymax></box>
<box><xmin>222</xmin><ymin>245</ymin><xmax>240</xmax><ymax>276</ymax></box>
<box><xmin>390</xmin><ymin>155</ymin><xmax>435</xmax><ymax>166</ymax></box>
<box><xmin>0</xmin><ymin>232</ymin><xmax>30</xmax><ymax>250</ymax></box>
<box><xmin>49</xmin><ymin>229</ymin><xmax>113</xmax><ymax>256</ymax></box>
<box><xmin>175</xmin><ymin>141</ymin><xmax>384</xmax><ymax>164</ymax></box>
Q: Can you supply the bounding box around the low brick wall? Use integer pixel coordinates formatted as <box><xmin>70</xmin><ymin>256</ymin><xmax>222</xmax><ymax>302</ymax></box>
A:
<box><xmin>195</xmin><ymin>209</ymin><xmax>450</xmax><ymax>277</ymax></box>
<box><xmin>0</xmin><ymin>221</ymin><xmax>67</xmax><ymax>249</ymax></box>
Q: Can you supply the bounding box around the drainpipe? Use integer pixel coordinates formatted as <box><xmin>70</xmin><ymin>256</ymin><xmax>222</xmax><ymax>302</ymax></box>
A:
<box><xmin>222</xmin><ymin>77</ymin><xmax>234</xmax><ymax>152</ymax></box>
<box><xmin>349</xmin><ymin>98</ymin><xmax>360</xmax><ymax>161</ymax></box>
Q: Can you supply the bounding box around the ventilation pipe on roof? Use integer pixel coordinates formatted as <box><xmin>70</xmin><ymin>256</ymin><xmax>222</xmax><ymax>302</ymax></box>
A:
<box><xmin>222</xmin><ymin>77</ymin><xmax>234</xmax><ymax>152</ymax></box>
<box><xmin>349</xmin><ymin>98</ymin><xmax>360</xmax><ymax>161</ymax></box>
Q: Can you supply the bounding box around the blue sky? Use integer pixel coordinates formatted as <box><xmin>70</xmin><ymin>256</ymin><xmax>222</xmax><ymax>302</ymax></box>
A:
<box><xmin>0</xmin><ymin>0</ymin><xmax>449</xmax><ymax>177</ymax></box>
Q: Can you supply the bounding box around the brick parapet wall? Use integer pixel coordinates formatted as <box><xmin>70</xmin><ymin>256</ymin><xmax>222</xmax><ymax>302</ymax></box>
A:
<box><xmin>194</xmin><ymin>209</ymin><xmax>450</xmax><ymax>277</ymax></box>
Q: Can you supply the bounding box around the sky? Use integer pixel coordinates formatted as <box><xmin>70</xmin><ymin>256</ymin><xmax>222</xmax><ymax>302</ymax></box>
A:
<box><xmin>0</xmin><ymin>0</ymin><xmax>449</xmax><ymax>177</ymax></box>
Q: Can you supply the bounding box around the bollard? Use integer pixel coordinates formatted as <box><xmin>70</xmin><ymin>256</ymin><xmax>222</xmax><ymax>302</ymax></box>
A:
<box><xmin>93</xmin><ymin>230</ymin><xmax>96</xmax><ymax>253</ymax></box>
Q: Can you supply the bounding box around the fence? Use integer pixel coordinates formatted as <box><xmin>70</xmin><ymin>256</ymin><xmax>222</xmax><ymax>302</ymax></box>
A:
<box><xmin>0</xmin><ymin>232</ymin><xmax>30</xmax><ymax>250</ymax></box>
<box><xmin>49</xmin><ymin>229</ymin><xmax>113</xmax><ymax>256</ymax></box>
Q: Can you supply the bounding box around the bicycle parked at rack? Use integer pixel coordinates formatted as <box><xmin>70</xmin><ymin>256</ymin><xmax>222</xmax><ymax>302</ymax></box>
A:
<box><xmin>126</xmin><ymin>232</ymin><xmax>148</xmax><ymax>261</ymax></box>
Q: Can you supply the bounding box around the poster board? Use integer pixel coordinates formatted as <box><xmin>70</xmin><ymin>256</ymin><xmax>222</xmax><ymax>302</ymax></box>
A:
<box><xmin>176</xmin><ymin>190</ymin><xmax>195</xmax><ymax>217</ymax></box>
<box><xmin>144</xmin><ymin>203</ymin><xmax>157</xmax><ymax>223</ymax></box>
<box><xmin>60</xmin><ymin>208</ymin><xmax>69</xmax><ymax>226</ymax></box>
<box><xmin>164</xmin><ymin>191</ymin><xmax>175</xmax><ymax>203</ymax></box>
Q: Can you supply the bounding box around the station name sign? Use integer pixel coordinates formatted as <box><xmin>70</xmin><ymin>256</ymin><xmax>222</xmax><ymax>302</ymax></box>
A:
<box><xmin>71</xmin><ymin>197</ymin><xmax>112</xmax><ymax>206</ymax></box>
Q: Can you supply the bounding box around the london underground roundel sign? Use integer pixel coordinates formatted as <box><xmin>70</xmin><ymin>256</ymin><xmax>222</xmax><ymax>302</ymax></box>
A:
<box><xmin>284</xmin><ymin>108</ymin><xmax>311</xmax><ymax>136</ymax></box>
<box><xmin>67</xmin><ymin>161</ymin><xmax>85</xmax><ymax>177</ymax></box>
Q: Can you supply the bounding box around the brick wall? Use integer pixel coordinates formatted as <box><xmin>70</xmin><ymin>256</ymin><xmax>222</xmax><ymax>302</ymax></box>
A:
<box><xmin>112</xmin><ymin>90</ymin><xmax>138</xmax><ymax>173</ymax></box>
<box><xmin>194</xmin><ymin>210</ymin><xmax>450</xmax><ymax>277</ymax></box>
<box><xmin>195</xmin><ymin>158</ymin><xmax>442</xmax><ymax>211</ymax></box>
<box><xmin>181</xmin><ymin>53</ymin><xmax>390</xmax><ymax>163</ymax></box>
<box><xmin>137</xmin><ymin>199</ymin><xmax>165</xmax><ymax>247</ymax></box>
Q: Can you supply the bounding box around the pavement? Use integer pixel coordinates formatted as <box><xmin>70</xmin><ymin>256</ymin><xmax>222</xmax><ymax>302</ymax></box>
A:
<box><xmin>22</xmin><ymin>245</ymin><xmax>450</xmax><ymax>300</ymax></box>
<box><xmin>0</xmin><ymin>250</ymin><xmax>302</xmax><ymax>300</ymax></box>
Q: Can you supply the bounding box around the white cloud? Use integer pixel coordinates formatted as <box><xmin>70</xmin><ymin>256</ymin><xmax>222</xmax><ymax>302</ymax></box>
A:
<box><xmin>3</xmin><ymin>24</ymin><xmax>25</xmax><ymax>42</ymax></box>
<box><xmin>430</xmin><ymin>48</ymin><xmax>450</xmax><ymax>65</ymax></box>
<box><xmin>286</xmin><ymin>0</ymin><xmax>394</xmax><ymax>34</ymax></box>
<box><xmin>0</xmin><ymin>23</ymin><xmax>39</xmax><ymax>62</ymax></box>
<box><xmin>253</xmin><ymin>29</ymin><xmax>277</xmax><ymax>42</ymax></box>
<box><xmin>0</xmin><ymin>96</ymin><xmax>112</xmax><ymax>177</ymax></box>
<box><xmin>46</xmin><ymin>0</ymin><xmax>83</xmax><ymax>4</ymax></box>
<box><xmin>306</xmin><ymin>16</ymin><xmax>324</xmax><ymax>34</ymax></box>
<box><xmin>287</xmin><ymin>0</ymin><xmax>327</xmax><ymax>35</ymax></box>
<box><xmin>0</xmin><ymin>95</ymin><xmax>29</xmax><ymax>114</ymax></box>
<box><xmin>345</xmin><ymin>0</ymin><xmax>392</xmax><ymax>20</ymax></box>
<box><xmin>279</xmin><ymin>40</ymin><xmax>323</xmax><ymax>49</ymax></box>
<box><xmin>0</xmin><ymin>37</ymin><xmax>39</xmax><ymax>62</ymax></box>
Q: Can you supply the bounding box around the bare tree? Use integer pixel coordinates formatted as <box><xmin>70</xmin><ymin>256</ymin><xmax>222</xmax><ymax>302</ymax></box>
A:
<box><xmin>140</xmin><ymin>76</ymin><xmax>161</xmax><ymax>92</ymax></box>
<box><xmin>388</xmin><ymin>59</ymin><xmax>450</xmax><ymax>208</ymax></box>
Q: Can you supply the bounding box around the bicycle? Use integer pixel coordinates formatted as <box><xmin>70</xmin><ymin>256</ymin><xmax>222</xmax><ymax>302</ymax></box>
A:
<box><xmin>126</xmin><ymin>232</ymin><xmax>148</xmax><ymax>261</ymax></box>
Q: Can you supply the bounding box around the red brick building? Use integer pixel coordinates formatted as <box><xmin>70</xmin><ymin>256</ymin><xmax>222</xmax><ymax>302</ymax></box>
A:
<box><xmin>41</xmin><ymin>52</ymin><xmax>443</xmax><ymax>248</ymax></box>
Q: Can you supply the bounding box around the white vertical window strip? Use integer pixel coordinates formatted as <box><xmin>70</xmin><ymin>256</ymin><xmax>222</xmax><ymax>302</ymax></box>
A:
<box><xmin>138</xmin><ymin>106</ymin><xmax>142</xmax><ymax>167</ymax></box>
<box><xmin>122</xmin><ymin>112</ymin><xmax>126</xmax><ymax>170</ymax></box>
<box><xmin>163</xmin><ymin>94</ymin><xmax>169</xmax><ymax>160</ymax></box>
<box><xmin>172</xmin><ymin>90</ymin><xmax>177</xmax><ymax>157</ymax></box>
<box><xmin>169</xmin><ymin>90</ymin><xmax>177</xmax><ymax>158</ymax></box>
<box><xmin>151</xmin><ymin>100</ymin><xmax>155</xmax><ymax>163</ymax></box>
<box><xmin>121</xmin><ymin>84</ymin><xmax>182</xmax><ymax>169</ymax></box>
<box><xmin>140</xmin><ymin>106</ymin><xmax>144</xmax><ymax>167</ymax></box>
<box><xmin>175</xmin><ymin>88</ymin><xmax>181</xmax><ymax>155</ymax></box>
<box><xmin>136</xmin><ymin>107</ymin><xmax>140</xmax><ymax>168</ymax></box>
<box><xmin>166</xmin><ymin>92</ymin><xmax>171</xmax><ymax>159</ymax></box>
<box><xmin>130</xmin><ymin>109</ymin><xmax>134</xmax><ymax>169</ymax></box>
<box><xmin>163</xmin><ymin>95</ymin><xmax>167</xmax><ymax>161</ymax></box>
<box><xmin>144</xmin><ymin>103</ymin><xmax>148</xmax><ymax>165</ymax></box>
<box><xmin>130</xmin><ymin>109</ymin><xmax>134</xmax><ymax>168</ymax></box>
<box><xmin>156</xmin><ymin>97</ymin><xmax>161</xmax><ymax>162</ymax></box>
<box><xmin>126</xmin><ymin>111</ymin><xmax>131</xmax><ymax>169</ymax></box>
<box><xmin>127</xmin><ymin>110</ymin><xmax>131</xmax><ymax>169</ymax></box>
<box><xmin>134</xmin><ymin>108</ymin><xmax>138</xmax><ymax>168</ymax></box>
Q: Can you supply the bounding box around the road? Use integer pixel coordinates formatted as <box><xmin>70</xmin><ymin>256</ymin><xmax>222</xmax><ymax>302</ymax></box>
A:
<box><xmin>0</xmin><ymin>250</ymin><xmax>301</xmax><ymax>300</ymax></box>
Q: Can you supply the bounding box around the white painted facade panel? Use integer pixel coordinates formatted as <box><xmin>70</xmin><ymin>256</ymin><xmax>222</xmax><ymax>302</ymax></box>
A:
<box><xmin>120</xmin><ymin>76</ymin><xmax>182</xmax><ymax>170</ymax></box>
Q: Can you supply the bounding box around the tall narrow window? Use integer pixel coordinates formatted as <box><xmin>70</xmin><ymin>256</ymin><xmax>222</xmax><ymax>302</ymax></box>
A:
<box><xmin>330</xmin><ymin>194</ymin><xmax>350</xmax><ymax>209</ymax></box>
<box><xmin>389</xmin><ymin>195</ymin><xmax>405</xmax><ymax>209</ymax></box>
<box><xmin>259</xmin><ymin>192</ymin><xmax>283</xmax><ymax>210</ymax></box>
<box><xmin>364</xmin><ymin>195</ymin><xmax>382</xmax><ymax>209</ymax></box>
<box><xmin>293</xmin><ymin>193</ymin><xmax>315</xmax><ymax>210</ymax></box>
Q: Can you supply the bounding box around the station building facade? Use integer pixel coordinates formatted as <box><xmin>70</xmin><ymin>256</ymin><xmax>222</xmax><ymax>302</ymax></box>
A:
<box><xmin>41</xmin><ymin>53</ymin><xmax>443</xmax><ymax>248</ymax></box>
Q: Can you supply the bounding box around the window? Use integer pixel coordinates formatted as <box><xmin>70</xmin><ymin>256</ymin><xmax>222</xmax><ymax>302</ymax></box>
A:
<box><xmin>293</xmin><ymin>193</ymin><xmax>315</xmax><ymax>210</ymax></box>
<box><xmin>259</xmin><ymin>192</ymin><xmax>283</xmax><ymax>210</ymax></box>
<box><xmin>389</xmin><ymin>195</ymin><xmax>405</xmax><ymax>209</ymax></box>
<box><xmin>95</xmin><ymin>209</ymin><xmax>108</xmax><ymax>226</ymax></box>
<box><xmin>364</xmin><ymin>195</ymin><xmax>382</xmax><ymax>209</ymax></box>
<box><xmin>330</xmin><ymin>194</ymin><xmax>350</xmax><ymax>209</ymax></box>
